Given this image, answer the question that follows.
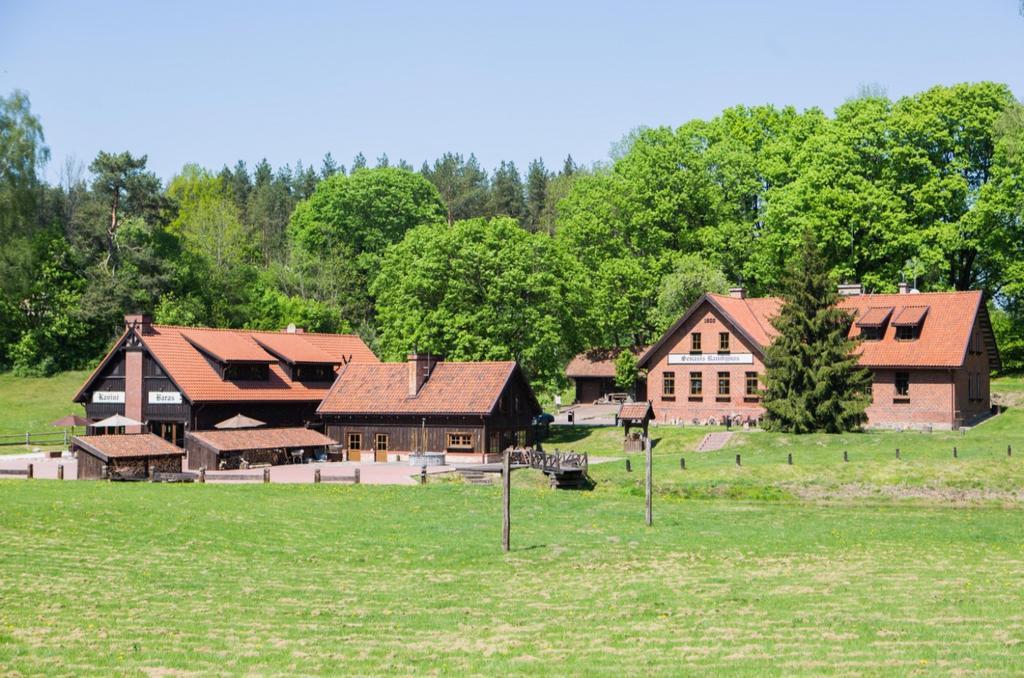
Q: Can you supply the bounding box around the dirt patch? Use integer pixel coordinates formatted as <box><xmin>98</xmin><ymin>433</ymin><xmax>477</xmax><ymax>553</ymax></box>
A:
<box><xmin>785</xmin><ymin>482</ymin><xmax>1024</xmax><ymax>504</ymax></box>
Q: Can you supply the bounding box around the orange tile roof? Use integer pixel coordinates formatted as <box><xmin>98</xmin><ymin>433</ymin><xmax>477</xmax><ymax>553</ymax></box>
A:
<box><xmin>319</xmin><ymin>361</ymin><xmax>538</xmax><ymax>415</ymax></box>
<box><xmin>565</xmin><ymin>347</ymin><xmax>646</xmax><ymax>378</ymax></box>
<box><xmin>113</xmin><ymin>325</ymin><xmax>378</xmax><ymax>403</ymax></box>
<box><xmin>252</xmin><ymin>333</ymin><xmax>338</xmax><ymax>364</ymax></box>
<box><xmin>186</xmin><ymin>427</ymin><xmax>336</xmax><ymax>452</ymax></box>
<box><xmin>182</xmin><ymin>331</ymin><xmax>277</xmax><ymax>363</ymax></box>
<box><xmin>640</xmin><ymin>290</ymin><xmax>990</xmax><ymax>370</ymax></box>
<box><xmin>73</xmin><ymin>433</ymin><xmax>184</xmax><ymax>459</ymax></box>
<box><xmin>707</xmin><ymin>294</ymin><xmax>783</xmax><ymax>347</ymax></box>
<box><xmin>619</xmin><ymin>401</ymin><xmax>655</xmax><ymax>421</ymax></box>
<box><xmin>856</xmin><ymin>307</ymin><xmax>895</xmax><ymax>327</ymax></box>
<box><xmin>840</xmin><ymin>292</ymin><xmax>983</xmax><ymax>368</ymax></box>
<box><xmin>892</xmin><ymin>305</ymin><xmax>929</xmax><ymax>326</ymax></box>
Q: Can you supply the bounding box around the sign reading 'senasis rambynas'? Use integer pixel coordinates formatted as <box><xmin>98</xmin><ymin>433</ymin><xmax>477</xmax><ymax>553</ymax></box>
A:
<box><xmin>667</xmin><ymin>353</ymin><xmax>754</xmax><ymax>365</ymax></box>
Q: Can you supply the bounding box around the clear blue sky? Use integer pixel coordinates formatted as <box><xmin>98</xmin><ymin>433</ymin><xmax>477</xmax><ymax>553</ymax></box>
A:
<box><xmin>2</xmin><ymin>0</ymin><xmax>1022</xmax><ymax>182</ymax></box>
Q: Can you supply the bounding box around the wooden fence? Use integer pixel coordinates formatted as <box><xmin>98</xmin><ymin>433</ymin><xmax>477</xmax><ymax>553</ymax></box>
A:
<box><xmin>0</xmin><ymin>431</ymin><xmax>68</xmax><ymax>448</ymax></box>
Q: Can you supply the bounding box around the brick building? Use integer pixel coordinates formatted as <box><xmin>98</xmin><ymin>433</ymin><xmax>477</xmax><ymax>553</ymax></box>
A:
<box><xmin>635</xmin><ymin>285</ymin><xmax>1000</xmax><ymax>430</ymax></box>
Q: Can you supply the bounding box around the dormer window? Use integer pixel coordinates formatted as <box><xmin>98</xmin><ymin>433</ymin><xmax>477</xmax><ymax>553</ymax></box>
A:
<box><xmin>856</xmin><ymin>307</ymin><xmax>893</xmax><ymax>341</ymax></box>
<box><xmin>291</xmin><ymin>364</ymin><xmax>335</xmax><ymax>382</ymax></box>
<box><xmin>892</xmin><ymin>306</ymin><xmax>928</xmax><ymax>342</ymax></box>
<box><xmin>223</xmin><ymin>363</ymin><xmax>270</xmax><ymax>381</ymax></box>
<box><xmin>895</xmin><ymin>325</ymin><xmax>918</xmax><ymax>341</ymax></box>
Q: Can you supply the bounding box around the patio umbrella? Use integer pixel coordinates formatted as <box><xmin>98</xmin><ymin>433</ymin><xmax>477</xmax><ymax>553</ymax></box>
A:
<box><xmin>90</xmin><ymin>414</ymin><xmax>144</xmax><ymax>433</ymax></box>
<box><xmin>214</xmin><ymin>413</ymin><xmax>266</xmax><ymax>429</ymax></box>
<box><xmin>50</xmin><ymin>414</ymin><xmax>93</xmax><ymax>449</ymax></box>
<box><xmin>50</xmin><ymin>414</ymin><xmax>92</xmax><ymax>428</ymax></box>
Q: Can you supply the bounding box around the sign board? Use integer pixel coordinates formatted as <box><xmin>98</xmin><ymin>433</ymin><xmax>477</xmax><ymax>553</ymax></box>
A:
<box><xmin>148</xmin><ymin>391</ymin><xmax>183</xmax><ymax>405</ymax></box>
<box><xmin>667</xmin><ymin>353</ymin><xmax>754</xmax><ymax>365</ymax></box>
<box><xmin>92</xmin><ymin>391</ymin><xmax>125</xmax><ymax>404</ymax></box>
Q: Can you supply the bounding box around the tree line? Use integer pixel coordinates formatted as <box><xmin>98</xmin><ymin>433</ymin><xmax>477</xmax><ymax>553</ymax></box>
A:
<box><xmin>1</xmin><ymin>81</ymin><xmax>1022</xmax><ymax>391</ymax></box>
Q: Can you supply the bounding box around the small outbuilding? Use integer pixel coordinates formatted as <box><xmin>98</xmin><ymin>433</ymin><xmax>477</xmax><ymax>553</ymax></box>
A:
<box><xmin>73</xmin><ymin>433</ymin><xmax>185</xmax><ymax>480</ymax></box>
<box><xmin>184</xmin><ymin>427</ymin><xmax>338</xmax><ymax>470</ymax></box>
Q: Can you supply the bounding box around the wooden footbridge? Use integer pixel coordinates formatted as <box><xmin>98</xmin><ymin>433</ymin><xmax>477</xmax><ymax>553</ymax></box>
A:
<box><xmin>458</xmin><ymin>447</ymin><xmax>591</xmax><ymax>489</ymax></box>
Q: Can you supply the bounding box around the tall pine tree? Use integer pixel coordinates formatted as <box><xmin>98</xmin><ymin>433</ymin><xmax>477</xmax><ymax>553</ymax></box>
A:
<box><xmin>761</xmin><ymin>231</ymin><xmax>871</xmax><ymax>433</ymax></box>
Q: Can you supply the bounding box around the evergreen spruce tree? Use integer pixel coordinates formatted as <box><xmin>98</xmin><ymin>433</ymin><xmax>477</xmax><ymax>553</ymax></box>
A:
<box><xmin>761</xmin><ymin>232</ymin><xmax>872</xmax><ymax>433</ymax></box>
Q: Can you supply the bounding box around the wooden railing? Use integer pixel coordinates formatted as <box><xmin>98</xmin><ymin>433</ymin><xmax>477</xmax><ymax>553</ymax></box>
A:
<box><xmin>507</xmin><ymin>447</ymin><xmax>588</xmax><ymax>473</ymax></box>
<box><xmin>0</xmin><ymin>431</ymin><xmax>68</xmax><ymax>448</ymax></box>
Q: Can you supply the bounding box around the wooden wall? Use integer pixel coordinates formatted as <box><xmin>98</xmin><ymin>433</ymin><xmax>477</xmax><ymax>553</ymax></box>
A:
<box><xmin>76</xmin><ymin>449</ymin><xmax>106</xmax><ymax>479</ymax></box>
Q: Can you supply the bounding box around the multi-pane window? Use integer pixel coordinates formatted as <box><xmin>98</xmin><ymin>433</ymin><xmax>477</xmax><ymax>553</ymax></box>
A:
<box><xmin>894</xmin><ymin>372</ymin><xmax>910</xmax><ymax>398</ymax></box>
<box><xmin>663</xmin><ymin>372</ymin><xmax>676</xmax><ymax>397</ymax></box>
<box><xmin>719</xmin><ymin>332</ymin><xmax>730</xmax><ymax>353</ymax></box>
<box><xmin>861</xmin><ymin>327</ymin><xmax>882</xmax><ymax>341</ymax></box>
<box><xmin>745</xmin><ymin>371</ymin><xmax>758</xmax><ymax>397</ymax></box>
<box><xmin>347</xmin><ymin>432</ymin><xmax>362</xmax><ymax>450</ymax></box>
<box><xmin>895</xmin><ymin>325</ymin><xmax>917</xmax><ymax>341</ymax></box>
<box><xmin>447</xmin><ymin>433</ymin><xmax>472</xmax><ymax>449</ymax></box>
<box><xmin>691</xmin><ymin>332</ymin><xmax>702</xmax><ymax>353</ymax></box>
<box><xmin>689</xmin><ymin>372</ymin><xmax>702</xmax><ymax>396</ymax></box>
<box><xmin>375</xmin><ymin>433</ymin><xmax>389</xmax><ymax>451</ymax></box>
<box><xmin>718</xmin><ymin>371</ymin><xmax>730</xmax><ymax>396</ymax></box>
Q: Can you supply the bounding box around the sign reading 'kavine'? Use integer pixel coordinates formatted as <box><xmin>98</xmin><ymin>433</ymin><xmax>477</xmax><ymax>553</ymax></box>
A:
<box><xmin>92</xmin><ymin>391</ymin><xmax>125</xmax><ymax>404</ymax></box>
<box><xmin>667</xmin><ymin>353</ymin><xmax>754</xmax><ymax>365</ymax></box>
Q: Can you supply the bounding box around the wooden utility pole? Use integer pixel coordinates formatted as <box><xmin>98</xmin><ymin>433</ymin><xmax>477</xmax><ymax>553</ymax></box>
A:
<box><xmin>502</xmin><ymin>448</ymin><xmax>511</xmax><ymax>552</ymax></box>
<box><xmin>645</xmin><ymin>436</ymin><xmax>652</xmax><ymax>527</ymax></box>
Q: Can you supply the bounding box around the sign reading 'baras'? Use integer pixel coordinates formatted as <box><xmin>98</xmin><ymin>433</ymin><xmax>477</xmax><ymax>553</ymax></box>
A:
<box><xmin>667</xmin><ymin>353</ymin><xmax>754</xmax><ymax>365</ymax></box>
<box><xmin>148</xmin><ymin>391</ymin><xmax>183</xmax><ymax>405</ymax></box>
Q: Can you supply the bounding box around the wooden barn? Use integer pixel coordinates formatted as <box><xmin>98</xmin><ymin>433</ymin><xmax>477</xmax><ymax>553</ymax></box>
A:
<box><xmin>73</xmin><ymin>433</ymin><xmax>185</xmax><ymax>480</ymax></box>
<box><xmin>73</xmin><ymin>315</ymin><xmax>378</xmax><ymax>445</ymax></box>
<box><xmin>317</xmin><ymin>354</ymin><xmax>541</xmax><ymax>463</ymax></box>
<box><xmin>184</xmin><ymin>427</ymin><xmax>338</xmax><ymax>470</ymax></box>
<box><xmin>565</xmin><ymin>347</ymin><xmax>647</xmax><ymax>403</ymax></box>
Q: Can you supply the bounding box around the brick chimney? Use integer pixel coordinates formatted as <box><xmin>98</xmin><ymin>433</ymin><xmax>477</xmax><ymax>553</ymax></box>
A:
<box><xmin>728</xmin><ymin>287</ymin><xmax>745</xmax><ymax>299</ymax></box>
<box><xmin>123</xmin><ymin>314</ymin><xmax>148</xmax><ymax>433</ymax></box>
<box><xmin>124</xmin><ymin>313</ymin><xmax>153</xmax><ymax>335</ymax></box>
<box><xmin>838</xmin><ymin>283</ymin><xmax>863</xmax><ymax>296</ymax></box>
<box><xmin>407</xmin><ymin>353</ymin><xmax>441</xmax><ymax>396</ymax></box>
<box><xmin>284</xmin><ymin>323</ymin><xmax>305</xmax><ymax>334</ymax></box>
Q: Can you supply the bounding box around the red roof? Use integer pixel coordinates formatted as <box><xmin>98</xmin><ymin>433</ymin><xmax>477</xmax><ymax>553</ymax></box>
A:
<box><xmin>183</xmin><ymin>331</ymin><xmax>277</xmax><ymax>363</ymax></box>
<box><xmin>565</xmin><ymin>347</ymin><xmax>645</xmax><ymax>378</ymax></box>
<box><xmin>892</xmin><ymin>305</ymin><xmax>929</xmax><ymax>326</ymax></box>
<box><xmin>73</xmin><ymin>433</ymin><xmax>184</xmax><ymax>460</ymax></box>
<box><xmin>856</xmin><ymin>307</ymin><xmax>894</xmax><ymax>327</ymax></box>
<box><xmin>319</xmin><ymin>360</ymin><xmax>539</xmax><ymax>415</ymax></box>
<box><xmin>619</xmin><ymin>401</ymin><xmax>655</xmax><ymax>421</ymax></box>
<box><xmin>186</xmin><ymin>427</ymin><xmax>336</xmax><ymax>452</ymax></box>
<box><xmin>252</xmin><ymin>333</ymin><xmax>338</xmax><ymax>365</ymax></box>
<box><xmin>76</xmin><ymin>325</ymin><xmax>378</xmax><ymax>404</ymax></box>
<box><xmin>639</xmin><ymin>290</ymin><xmax>995</xmax><ymax>370</ymax></box>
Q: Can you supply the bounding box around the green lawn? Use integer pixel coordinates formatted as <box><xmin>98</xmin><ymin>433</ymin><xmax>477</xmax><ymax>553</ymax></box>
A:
<box><xmin>545</xmin><ymin>376</ymin><xmax>1024</xmax><ymax>502</ymax></box>
<box><xmin>0</xmin><ymin>371</ymin><xmax>88</xmax><ymax>438</ymax></box>
<box><xmin>0</xmin><ymin>480</ymin><xmax>1022</xmax><ymax>674</ymax></box>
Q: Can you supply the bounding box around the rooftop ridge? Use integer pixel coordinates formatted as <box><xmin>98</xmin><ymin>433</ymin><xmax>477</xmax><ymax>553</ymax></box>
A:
<box><xmin>150</xmin><ymin>323</ymin><xmax>366</xmax><ymax>338</ymax></box>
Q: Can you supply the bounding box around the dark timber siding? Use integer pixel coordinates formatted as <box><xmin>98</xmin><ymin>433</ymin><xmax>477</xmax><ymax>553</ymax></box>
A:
<box><xmin>76</xmin><ymin>449</ymin><xmax>107</xmax><ymax>479</ymax></box>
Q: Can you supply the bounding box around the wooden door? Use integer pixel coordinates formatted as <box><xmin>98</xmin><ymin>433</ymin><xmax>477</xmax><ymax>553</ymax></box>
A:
<box><xmin>348</xmin><ymin>449</ymin><xmax>361</xmax><ymax>462</ymax></box>
<box><xmin>374</xmin><ymin>448</ymin><xmax>387</xmax><ymax>463</ymax></box>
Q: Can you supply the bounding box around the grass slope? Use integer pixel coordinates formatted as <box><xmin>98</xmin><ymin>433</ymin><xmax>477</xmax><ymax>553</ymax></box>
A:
<box><xmin>547</xmin><ymin>377</ymin><xmax>1024</xmax><ymax>502</ymax></box>
<box><xmin>0</xmin><ymin>480</ymin><xmax>1022</xmax><ymax>674</ymax></box>
<box><xmin>0</xmin><ymin>371</ymin><xmax>88</xmax><ymax>438</ymax></box>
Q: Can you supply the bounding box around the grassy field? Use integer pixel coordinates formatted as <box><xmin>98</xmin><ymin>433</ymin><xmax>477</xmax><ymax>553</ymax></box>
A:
<box><xmin>0</xmin><ymin>480</ymin><xmax>1022</xmax><ymax>674</ymax></box>
<box><xmin>0</xmin><ymin>374</ymin><xmax>1022</xmax><ymax>673</ymax></box>
<box><xmin>0</xmin><ymin>371</ymin><xmax>88</xmax><ymax>438</ymax></box>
